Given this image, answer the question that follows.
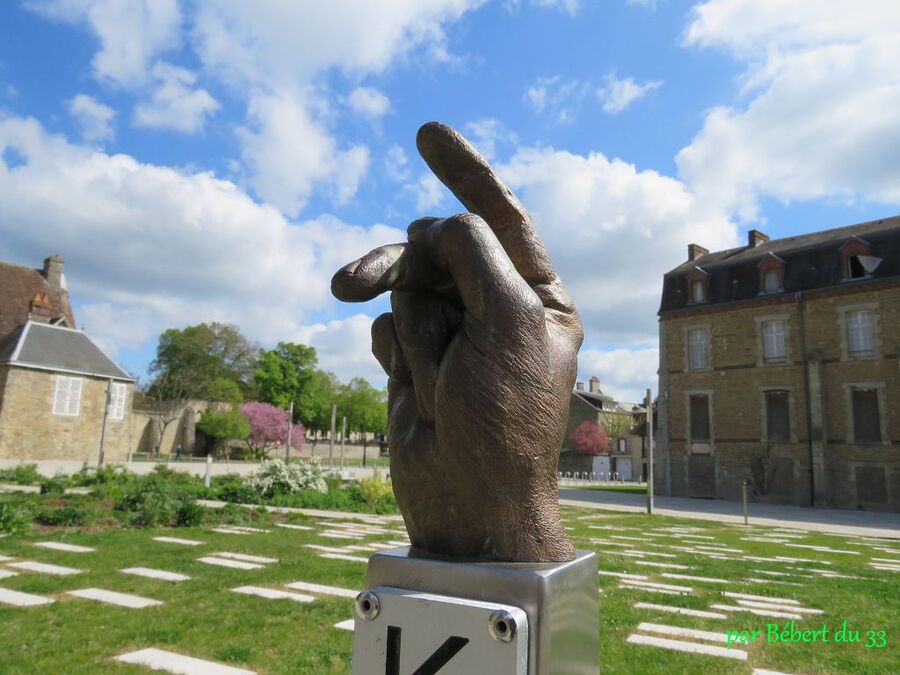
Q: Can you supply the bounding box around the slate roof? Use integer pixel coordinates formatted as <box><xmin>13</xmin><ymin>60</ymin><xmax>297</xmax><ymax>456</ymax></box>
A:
<box><xmin>660</xmin><ymin>215</ymin><xmax>900</xmax><ymax>314</ymax></box>
<box><xmin>0</xmin><ymin>260</ymin><xmax>75</xmax><ymax>336</ymax></box>
<box><xmin>0</xmin><ymin>321</ymin><xmax>133</xmax><ymax>381</ymax></box>
<box><xmin>573</xmin><ymin>389</ymin><xmax>619</xmax><ymax>411</ymax></box>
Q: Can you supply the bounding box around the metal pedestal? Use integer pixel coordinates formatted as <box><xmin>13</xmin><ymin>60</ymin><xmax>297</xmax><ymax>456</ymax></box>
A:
<box><xmin>351</xmin><ymin>547</ymin><xmax>599</xmax><ymax>674</ymax></box>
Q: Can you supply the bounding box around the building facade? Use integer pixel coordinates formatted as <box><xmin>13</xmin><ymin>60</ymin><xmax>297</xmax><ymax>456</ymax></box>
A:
<box><xmin>0</xmin><ymin>255</ymin><xmax>137</xmax><ymax>462</ymax></box>
<box><xmin>657</xmin><ymin>217</ymin><xmax>900</xmax><ymax>511</ymax></box>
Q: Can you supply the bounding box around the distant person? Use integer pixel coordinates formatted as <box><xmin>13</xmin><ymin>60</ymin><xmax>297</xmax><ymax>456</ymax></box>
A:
<box><xmin>174</xmin><ymin>444</ymin><xmax>183</xmax><ymax>461</ymax></box>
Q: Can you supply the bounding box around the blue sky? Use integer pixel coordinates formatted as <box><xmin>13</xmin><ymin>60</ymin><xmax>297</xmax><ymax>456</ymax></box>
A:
<box><xmin>1</xmin><ymin>1</ymin><xmax>897</xmax><ymax>402</ymax></box>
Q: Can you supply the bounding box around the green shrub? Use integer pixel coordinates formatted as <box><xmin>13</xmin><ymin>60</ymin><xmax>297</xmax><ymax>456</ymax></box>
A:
<box><xmin>0</xmin><ymin>502</ymin><xmax>30</xmax><ymax>534</ymax></box>
<box><xmin>0</xmin><ymin>463</ymin><xmax>43</xmax><ymax>485</ymax></box>
<box><xmin>69</xmin><ymin>465</ymin><xmax>129</xmax><ymax>487</ymax></box>
<box><xmin>359</xmin><ymin>476</ymin><xmax>394</xmax><ymax>510</ymax></box>
<box><xmin>214</xmin><ymin>474</ymin><xmax>261</xmax><ymax>504</ymax></box>
<box><xmin>174</xmin><ymin>501</ymin><xmax>205</xmax><ymax>527</ymax></box>
<box><xmin>116</xmin><ymin>479</ymin><xmax>177</xmax><ymax>527</ymax></box>
<box><xmin>34</xmin><ymin>506</ymin><xmax>87</xmax><ymax>527</ymax></box>
<box><xmin>40</xmin><ymin>475</ymin><xmax>69</xmax><ymax>494</ymax></box>
<box><xmin>243</xmin><ymin>458</ymin><xmax>329</xmax><ymax>498</ymax></box>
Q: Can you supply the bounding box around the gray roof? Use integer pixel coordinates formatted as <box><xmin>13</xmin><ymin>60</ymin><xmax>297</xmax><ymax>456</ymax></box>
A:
<box><xmin>0</xmin><ymin>321</ymin><xmax>133</xmax><ymax>381</ymax></box>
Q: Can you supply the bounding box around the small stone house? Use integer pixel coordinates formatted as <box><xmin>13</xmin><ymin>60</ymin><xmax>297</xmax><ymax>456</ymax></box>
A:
<box><xmin>559</xmin><ymin>375</ymin><xmax>646</xmax><ymax>480</ymax></box>
<box><xmin>0</xmin><ymin>255</ymin><xmax>136</xmax><ymax>462</ymax></box>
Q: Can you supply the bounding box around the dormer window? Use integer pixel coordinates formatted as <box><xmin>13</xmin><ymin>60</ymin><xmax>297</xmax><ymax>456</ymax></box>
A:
<box><xmin>686</xmin><ymin>267</ymin><xmax>709</xmax><ymax>305</ymax></box>
<box><xmin>840</xmin><ymin>237</ymin><xmax>878</xmax><ymax>280</ymax></box>
<box><xmin>757</xmin><ymin>253</ymin><xmax>784</xmax><ymax>295</ymax></box>
<box><xmin>691</xmin><ymin>280</ymin><xmax>705</xmax><ymax>303</ymax></box>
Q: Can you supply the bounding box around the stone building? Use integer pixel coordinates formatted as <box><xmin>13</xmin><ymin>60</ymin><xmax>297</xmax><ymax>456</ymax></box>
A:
<box><xmin>657</xmin><ymin>216</ymin><xmax>899</xmax><ymax>511</ymax></box>
<box><xmin>560</xmin><ymin>376</ymin><xmax>646</xmax><ymax>481</ymax></box>
<box><xmin>0</xmin><ymin>255</ymin><xmax>136</xmax><ymax>462</ymax></box>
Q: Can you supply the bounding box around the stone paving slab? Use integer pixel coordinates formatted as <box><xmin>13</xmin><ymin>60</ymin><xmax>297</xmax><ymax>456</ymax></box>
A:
<box><xmin>0</xmin><ymin>555</ymin><xmax>15</xmax><ymax>561</ymax></box>
<box><xmin>334</xmin><ymin>619</ymin><xmax>355</xmax><ymax>631</ymax></box>
<box><xmin>214</xmin><ymin>552</ymin><xmax>277</xmax><ymax>564</ymax></box>
<box><xmin>285</xmin><ymin>581</ymin><xmax>358</xmax><ymax>598</ymax></box>
<box><xmin>153</xmin><ymin>537</ymin><xmax>205</xmax><ymax>546</ymax></box>
<box><xmin>210</xmin><ymin>528</ymin><xmax>251</xmax><ymax>535</ymax></box>
<box><xmin>122</xmin><ymin>568</ymin><xmax>191</xmax><ymax>582</ymax></box>
<box><xmin>0</xmin><ymin>569</ymin><xmax>19</xmax><ymax>579</ymax></box>
<box><xmin>196</xmin><ymin>557</ymin><xmax>262</xmax><ymax>570</ymax></box>
<box><xmin>319</xmin><ymin>553</ymin><xmax>367</xmax><ymax>563</ymax></box>
<box><xmin>7</xmin><ymin>561</ymin><xmax>81</xmax><ymax>575</ymax></box>
<box><xmin>68</xmin><ymin>588</ymin><xmax>162</xmax><ymax>608</ymax></box>
<box><xmin>231</xmin><ymin>586</ymin><xmax>315</xmax><ymax>603</ymax></box>
<box><xmin>634</xmin><ymin>602</ymin><xmax>727</xmax><ymax>619</ymax></box>
<box><xmin>711</xmin><ymin>604</ymin><xmax>802</xmax><ymax>620</ymax></box>
<box><xmin>274</xmin><ymin>523</ymin><xmax>313</xmax><ymax>531</ymax></box>
<box><xmin>116</xmin><ymin>648</ymin><xmax>256</xmax><ymax>674</ymax></box>
<box><xmin>33</xmin><ymin>541</ymin><xmax>95</xmax><ymax>553</ymax></box>
<box><xmin>627</xmin><ymin>633</ymin><xmax>747</xmax><ymax>661</ymax></box>
<box><xmin>0</xmin><ymin>587</ymin><xmax>54</xmax><ymax>607</ymax></box>
<box><xmin>636</xmin><ymin>622</ymin><xmax>729</xmax><ymax>644</ymax></box>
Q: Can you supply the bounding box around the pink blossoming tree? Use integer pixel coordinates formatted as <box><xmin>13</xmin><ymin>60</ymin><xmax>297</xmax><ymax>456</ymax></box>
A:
<box><xmin>569</xmin><ymin>421</ymin><xmax>610</xmax><ymax>456</ymax></box>
<box><xmin>240</xmin><ymin>402</ymin><xmax>305</xmax><ymax>459</ymax></box>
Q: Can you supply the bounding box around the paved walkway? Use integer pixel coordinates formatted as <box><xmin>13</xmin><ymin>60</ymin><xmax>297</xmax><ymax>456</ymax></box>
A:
<box><xmin>559</xmin><ymin>488</ymin><xmax>900</xmax><ymax>539</ymax></box>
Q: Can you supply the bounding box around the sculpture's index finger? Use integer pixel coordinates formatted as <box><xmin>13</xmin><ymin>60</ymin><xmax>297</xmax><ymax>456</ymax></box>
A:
<box><xmin>416</xmin><ymin>121</ymin><xmax>557</xmax><ymax>288</ymax></box>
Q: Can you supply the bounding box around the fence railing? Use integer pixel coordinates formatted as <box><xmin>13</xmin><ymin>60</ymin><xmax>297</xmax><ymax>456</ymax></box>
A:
<box><xmin>558</xmin><ymin>471</ymin><xmax>644</xmax><ymax>487</ymax></box>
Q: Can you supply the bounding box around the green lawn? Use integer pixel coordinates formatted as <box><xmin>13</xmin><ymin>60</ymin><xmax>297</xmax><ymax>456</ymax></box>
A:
<box><xmin>1</xmin><ymin>498</ymin><xmax>898</xmax><ymax>673</ymax></box>
<box><xmin>563</xmin><ymin>482</ymin><xmax>648</xmax><ymax>494</ymax></box>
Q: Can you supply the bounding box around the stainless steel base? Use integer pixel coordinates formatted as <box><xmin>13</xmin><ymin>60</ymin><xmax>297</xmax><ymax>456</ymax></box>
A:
<box><xmin>352</xmin><ymin>547</ymin><xmax>599</xmax><ymax>675</ymax></box>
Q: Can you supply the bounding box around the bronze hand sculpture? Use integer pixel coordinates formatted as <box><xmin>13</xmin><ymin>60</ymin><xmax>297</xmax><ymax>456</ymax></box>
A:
<box><xmin>332</xmin><ymin>122</ymin><xmax>583</xmax><ymax>562</ymax></box>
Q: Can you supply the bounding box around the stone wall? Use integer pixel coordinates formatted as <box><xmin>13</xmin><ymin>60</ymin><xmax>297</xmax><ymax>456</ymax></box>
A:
<box><xmin>658</xmin><ymin>281</ymin><xmax>900</xmax><ymax>511</ymax></box>
<box><xmin>0</xmin><ymin>366</ymin><xmax>135</xmax><ymax>462</ymax></box>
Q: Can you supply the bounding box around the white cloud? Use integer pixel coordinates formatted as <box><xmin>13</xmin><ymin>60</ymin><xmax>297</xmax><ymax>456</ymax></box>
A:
<box><xmin>464</xmin><ymin>118</ymin><xmax>519</xmax><ymax>161</ymax></box>
<box><xmin>0</xmin><ymin>115</ymin><xmax>402</xmax><ymax>362</ymax></box>
<box><xmin>296</xmin><ymin>314</ymin><xmax>386</xmax><ymax>385</ymax></box>
<box><xmin>578</xmin><ymin>347</ymin><xmax>659</xmax><ymax>404</ymax></box>
<box><xmin>236</xmin><ymin>92</ymin><xmax>370</xmax><ymax>216</ymax></box>
<box><xmin>348</xmin><ymin>87</ymin><xmax>391</xmax><ymax>119</ymax></box>
<box><xmin>412</xmin><ymin>173</ymin><xmax>446</xmax><ymax>212</ymax></box>
<box><xmin>679</xmin><ymin>0</ymin><xmax>900</xmax><ymax>222</ymax></box>
<box><xmin>525</xmin><ymin>76</ymin><xmax>590</xmax><ymax>124</ymax></box>
<box><xmin>498</xmin><ymin>146</ymin><xmax>736</xmax><ymax>345</ymax></box>
<box><xmin>626</xmin><ymin>0</ymin><xmax>663</xmax><ymax>10</ymax></box>
<box><xmin>384</xmin><ymin>144</ymin><xmax>411</xmax><ymax>182</ymax></box>
<box><xmin>504</xmin><ymin>0</ymin><xmax>581</xmax><ymax>14</ymax></box>
<box><xmin>133</xmin><ymin>63</ymin><xmax>219</xmax><ymax>134</ymax></box>
<box><xmin>68</xmin><ymin>93</ymin><xmax>115</xmax><ymax>144</ymax></box>
<box><xmin>27</xmin><ymin>0</ymin><xmax>181</xmax><ymax>86</ymax></box>
<box><xmin>597</xmin><ymin>72</ymin><xmax>662</xmax><ymax>114</ymax></box>
<box><xmin>192</xmin><ymin>0</ymin><xmax>484</xmax><ymax>89</ymax></box>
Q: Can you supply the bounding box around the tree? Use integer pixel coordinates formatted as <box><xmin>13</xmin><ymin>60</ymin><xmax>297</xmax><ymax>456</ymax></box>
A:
<box><xmin>302</xmin><ymin>370</ymin><xmax>341</xmax><ymax>436</ymax></box>
<box><xmin>600</xmin><ymin>411</ymin><xmax>634</xmax><ymax>446</ymax></box>
<box><xmin>338</xmin><ymin>377</ymin><xmax>388</xmax><ymax>439</ymax></box>
<box><xmin>196</xmin><ymin>407</ymin><xmax>250</xmax><ymax>456</ymax></box>
<box><xmin>141</xmin><ymin>369</ymin><xmax>192</xmax><ymax>456</ymax></box>
<box><xmin>569</xmin><ymin>421</ymin><xmax>610</xmax><ymax>455</ymax></box>
<box><xmin>150</xmin><ymin>322</ymin><xmax>258</xmax><ymax>399</ymax></box>
<box><xmin>240</xmin><ymin>402</ymin><xmax>305</xmax><ymax>459</ymax></box>
<box><xmin>206</xmin><ymin>377</ymin><xmax>244</xmax><ymax>405</ymax></box>
<box><xmin>254</xmin><ymin>343</ymin><xmax>318</xmax><ymax>418</ymax></box>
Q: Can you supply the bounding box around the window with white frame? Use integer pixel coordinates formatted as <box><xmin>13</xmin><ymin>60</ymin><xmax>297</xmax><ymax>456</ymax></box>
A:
<box><xmin>53</xmin><ymin>376</ymin><xmax>82</xmax><ymax>416</ymax></box>
<box><xmin>761</xmin><ymin>320</ymin><xmax>786</xmax><ymax>363</ymax></box>
<box><xmin>846</xmin><ymin>310</ymin><xmax>875</xmax><ymax>358</ymax></box>
<box><xmin>691</xmin><ymin>280</ymin><xmax>706</xmax><ymax>303</ymax></box>
<box><xmin>763</xmin><ymin>268</ymin><xmax>781</xmax><ymax>293</ymax></box>
<box><xmin>109</xmin><ymin>382</ymin><xmax>127</xmax><ymax>420</ymax></box>
<box><xmin>687</xmin><ymin>328</ymin><xmax>709</xmax><ymax>370</ymax></box>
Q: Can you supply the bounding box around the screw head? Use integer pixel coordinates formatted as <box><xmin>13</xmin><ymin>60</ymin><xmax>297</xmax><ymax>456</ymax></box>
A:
<box><xmin>488</xmin><ymin>610</ymin><xmax>517</xmax><ymax>643</ymax></box>
<box><xmin>355</xmin><ymin>591</ymin><xmax>380</xmax><ymax>621</ymax></box>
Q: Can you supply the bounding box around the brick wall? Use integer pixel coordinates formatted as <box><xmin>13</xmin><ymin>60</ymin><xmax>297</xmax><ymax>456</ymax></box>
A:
<box><xmin>658</xmin><ymin>281</ymin><xmax>899</xmax><ymax>511</ymax></box>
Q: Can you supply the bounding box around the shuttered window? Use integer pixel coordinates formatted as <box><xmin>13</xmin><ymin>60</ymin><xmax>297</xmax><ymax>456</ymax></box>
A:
<box><xmin>52</xmin><ymin>376</ymin><xmax>82</xmax><ymax>416</ymax></box>
<box><xmin>109</xmin><ymin>382</ymin><xmax>127</xmax><ymax>420</ymax></box>
<box><xmin>690</xmin><ymin>395</ymin><xmax>710</xmax><ymax>442</ymax></box>
<box><xmin>765</xmin><ymin>390</ymin><xmax>790</xmax><ymax>442</ymax></box>
<box><xmin>846</xmin><ymin>310</ymin><xmax>875</xmax><ymax>358</ymax></box>
<box><xmin>852</xmin><ymin>389</ymin><xmax>881</xmax><ymax>443</ymax></box>
<box><xmin>687</xmin><ymin>329</ymin><xmax>709</xmax><ymax>370</ymax></box>
<box><xmin>762</xmin><ymin>320</ymin><xmax>786</xmax><ymax>362</ymax></box>
<box><xmin>763</xmin><ymin>269</ymin><xmax>781</xmax><ymax>293</ymax></box>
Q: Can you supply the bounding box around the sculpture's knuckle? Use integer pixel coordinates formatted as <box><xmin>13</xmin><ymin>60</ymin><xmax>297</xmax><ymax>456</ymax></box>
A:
<box><xmin>438</xmin><ymin>213</ymin><xmax>488</xmax><ymax>247</ymax></box>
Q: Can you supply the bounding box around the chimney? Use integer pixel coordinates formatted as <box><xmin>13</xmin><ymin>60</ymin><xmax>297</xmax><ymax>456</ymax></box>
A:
<box><xmin>42</xmin><ymin>255</ymin><xmax>64</xmax><ymax>288</ymax></box>
<box><xmin>687</xmin><ymin>243</ymin><xmax>708</xmax><ymax>261</ymax></box>
<box><xmin>575</xmin><ymin>381</ymin><xmax>584</xmax><ymax>391</ymax></box>
<box><xmin>589</xmin><ymin>376</ymin><xmax>600</xmax><ymax>394</ymax></box>
<box><xmin>29</xmin><ymin>292</ymin><xmax>53</xmax><ymax>323</ymax></box>
<box><xmin>748</xmin><ymin>229</ymin><xmax>769</xmax><ymax>248</ymax></box>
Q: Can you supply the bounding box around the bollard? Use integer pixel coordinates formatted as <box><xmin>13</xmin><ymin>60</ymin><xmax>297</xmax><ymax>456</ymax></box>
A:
<box><xmin>204</xmin><ymin>454</ymin><xmax>212</xmax><ymax>489</ymax></box>
<box><xmin>741</xmin><ymin>480</ymin><xmax>750</xmax><ymax>525</ymax></box>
